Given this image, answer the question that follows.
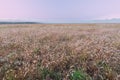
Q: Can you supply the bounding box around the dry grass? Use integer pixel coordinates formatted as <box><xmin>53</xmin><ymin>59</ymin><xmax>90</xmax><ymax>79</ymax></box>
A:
<box><xmin>0</xmin><ymin>24</ymin><xmax>120</xmax><ymax>80</ymax></box>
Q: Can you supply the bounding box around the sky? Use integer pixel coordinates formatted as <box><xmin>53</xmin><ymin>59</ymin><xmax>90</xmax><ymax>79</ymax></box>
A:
<box><xmin>0</xmin><ymin>0</ymin><xmax>120</xmax><ymax>22</ymax></box>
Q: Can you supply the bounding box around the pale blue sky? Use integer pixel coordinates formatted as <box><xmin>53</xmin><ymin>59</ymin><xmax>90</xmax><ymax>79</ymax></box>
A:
<box><xmin>0</xmin><ymin>0</ymin><xmax>120</xmax><ymax>22</ymax></box>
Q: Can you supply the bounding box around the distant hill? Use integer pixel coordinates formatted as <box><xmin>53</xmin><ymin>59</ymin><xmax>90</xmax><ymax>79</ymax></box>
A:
<box><xmin>91</xmin><ymin>18</ymin><xmax>120</xmax><ymax>23</ymax></box>
<box><xmin>1</xmin><ymin>18</ymin><xmax>120</xmax><ymax>24</ymax></box>
<box><xmin>0</xmin><ymin>22</ymin><xmax>39</xmax><ymax>24</ymax></box>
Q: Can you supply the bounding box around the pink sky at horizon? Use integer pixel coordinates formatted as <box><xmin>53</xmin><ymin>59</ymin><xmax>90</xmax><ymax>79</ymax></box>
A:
<box><xmin>0</xmin><ymin>0</ymin><xmax>120</xmax><ymax>22</ymax></box>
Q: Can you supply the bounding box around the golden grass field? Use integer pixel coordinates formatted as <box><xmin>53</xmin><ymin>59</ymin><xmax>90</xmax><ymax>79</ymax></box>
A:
<box><xmin>0</xmin><ymin>24</ymin><xmax>120</xmax><ymax>80</ymax></box>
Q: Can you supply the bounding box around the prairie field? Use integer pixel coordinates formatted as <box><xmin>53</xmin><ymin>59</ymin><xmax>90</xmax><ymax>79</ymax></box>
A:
<box><xmin>0</xmin><ymin>24</ymin><xmax>120</xmax><ymax>80</ymax></box>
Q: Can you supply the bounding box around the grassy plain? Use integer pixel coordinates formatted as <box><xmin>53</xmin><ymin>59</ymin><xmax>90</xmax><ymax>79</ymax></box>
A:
<box><xmin>0</xmin><ymin>24</ymin><xmax>120</xmax><ymax>80</ymax></box>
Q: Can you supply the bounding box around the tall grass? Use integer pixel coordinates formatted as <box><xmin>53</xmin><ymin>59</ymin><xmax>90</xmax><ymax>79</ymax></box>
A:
<box><xmin>0</xmin><ymin>24</ymin><xmax>120</xmax><ymax>80</ymax></box>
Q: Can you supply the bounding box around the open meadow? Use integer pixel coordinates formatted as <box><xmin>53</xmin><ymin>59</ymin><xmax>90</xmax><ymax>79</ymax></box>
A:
<box><xmin>0</xmin><ymin>24</ymin><xmax>120</xmax><ymax>80</ymax></box>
